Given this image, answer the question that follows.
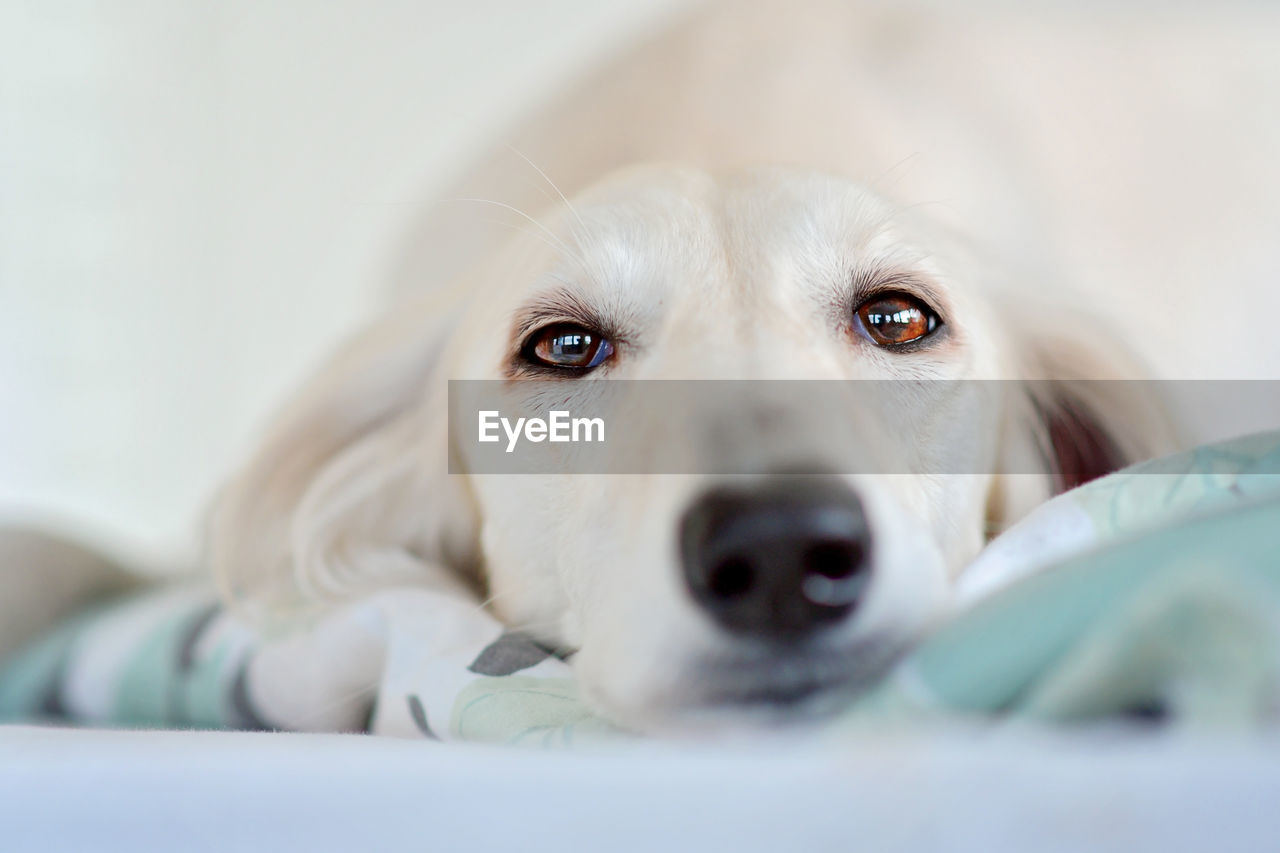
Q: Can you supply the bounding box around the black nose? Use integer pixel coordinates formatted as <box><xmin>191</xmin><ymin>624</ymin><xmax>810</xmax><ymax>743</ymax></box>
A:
<box><xmin>679</xmin><ymin>478</ymin><xmax>873</xmax><ymax>641</ymax></box>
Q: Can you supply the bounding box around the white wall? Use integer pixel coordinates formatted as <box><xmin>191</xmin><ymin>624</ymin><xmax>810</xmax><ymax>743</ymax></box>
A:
<box><xmin>0</xmin><ymin>0</ymin><xmax>692</xmax><ymax>568</ymax></box>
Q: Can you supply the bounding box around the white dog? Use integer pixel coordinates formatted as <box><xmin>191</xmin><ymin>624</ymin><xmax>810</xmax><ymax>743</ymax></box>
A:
<box><xmin>17</xmin><ymin>0</ymin><xmax>1280</xmax><ymax>732</ymax></box>
<box><xmin>211</xmin><ymin>157</ymin><xmax>1175</xmax><ymax>729</ymax></box>
<box><xmin>204</xmin><ymin>0</ymin><xmax>1234</xmax><ymax>730</ymax></box>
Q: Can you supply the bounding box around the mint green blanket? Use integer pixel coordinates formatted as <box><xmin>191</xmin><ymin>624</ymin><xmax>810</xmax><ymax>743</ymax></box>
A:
<box><xmin>3</xmin><ymin>432</ymin><xmax>1279</xmax><ymax>743</ymax></box>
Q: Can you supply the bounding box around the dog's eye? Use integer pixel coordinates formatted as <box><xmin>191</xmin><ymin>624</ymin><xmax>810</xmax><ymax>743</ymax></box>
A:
<box><xmin>854</xmin><ymin>292</ymin><xmax>941</xmax><ymax>347</ymax></box>
<box><xmin>523</xmin><ymin>323</ymin><xmax>615</xmax><ymax>370</ymax></box>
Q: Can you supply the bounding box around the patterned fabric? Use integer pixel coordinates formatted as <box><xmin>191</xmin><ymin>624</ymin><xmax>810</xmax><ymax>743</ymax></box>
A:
<box><xmin>2</xmin><ymin>432</ymin><xmax>1279</xmax><ymax>744</ymax></box>
<box><xmin>0</xmin><ymin>582</ymin><xmax>607</xmax><ymax>743</ymax></box>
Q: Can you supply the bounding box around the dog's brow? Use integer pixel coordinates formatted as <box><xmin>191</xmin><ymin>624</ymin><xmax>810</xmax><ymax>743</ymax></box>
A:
<box><xmin>511</xmin><ymin>290</ymin><xmax>620</xmax><ymax>342</ymax></box>
<box><xmin>848</xmin><ymin>265</ymin><xmax>947</xmax><ymax>310</ymax></box>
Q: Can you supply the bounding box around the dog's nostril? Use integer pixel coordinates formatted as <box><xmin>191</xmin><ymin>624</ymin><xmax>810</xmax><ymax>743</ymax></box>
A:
<box><xmin>707</xmin><ymin>557</ymin><xmax>754</xmax><ymax>600</ymax></box>
<box><xmin>803</xmin><ymin>540</ymin><xmax>863</xmax><ymax>581</ymax></box>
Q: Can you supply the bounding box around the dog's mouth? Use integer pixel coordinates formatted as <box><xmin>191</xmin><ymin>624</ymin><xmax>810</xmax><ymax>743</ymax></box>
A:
<box><xmin>704</xmin><ymin>677</ymin><xmax>834</xmax><ymax>707</ymax></box>
<box><xmin>676</xmin><ymin>635</ymin><xmax>901</xmax><ymax>721</ymax></box>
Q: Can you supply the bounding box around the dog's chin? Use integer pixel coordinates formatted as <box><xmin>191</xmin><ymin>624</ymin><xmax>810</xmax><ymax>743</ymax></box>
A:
<box><xmin>587</xmin><ymin>635</ymin><xmax>903</xmax><ymax>736</ymax></box>
<box><xmin>670</xmin><ymin>682</ymin><xmax>863</xmax><ymax>733</ymax></box>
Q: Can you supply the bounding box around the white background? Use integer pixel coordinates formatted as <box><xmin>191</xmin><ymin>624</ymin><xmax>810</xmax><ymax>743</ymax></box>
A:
<box><xmin>3</xmin><ymin>1</ymin><xmax>1277</xmax><ymax>569</ymax></box>
<box><xmin>0</xmin><ymin>0</ymin><xmax>691</xmax><ymax>567</ymax></box>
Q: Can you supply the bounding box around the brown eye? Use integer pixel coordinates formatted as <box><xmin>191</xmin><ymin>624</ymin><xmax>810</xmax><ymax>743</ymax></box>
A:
<box><xmin>523</xmin><ymin>323</ymin><xmax>615</xmax><ymax>370</ymax></box>
<box><xmin>854</xmin><ymin>292</ymin><xmax>941</xmax><ymax>347</ymax></box>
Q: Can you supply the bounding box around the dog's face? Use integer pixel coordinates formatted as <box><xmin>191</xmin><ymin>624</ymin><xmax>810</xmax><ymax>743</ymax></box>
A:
<box><xmin>451</xmin><ymin>166</ymin><xmax>1010</xmax><ymax>728</ymax></box>
<box><xmin>213</xmin><ymin>166</ymin><xmax>1166</xmax><ymax>732</ymax></box>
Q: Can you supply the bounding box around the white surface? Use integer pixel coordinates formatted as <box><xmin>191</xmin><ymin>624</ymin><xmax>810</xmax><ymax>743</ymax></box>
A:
<box><xmin>0</xmin><ymin>724</ymin><xmax>1277</xmax><ymax>852</ymax></box>
<box><xmin>0</xmin><ymin>0</ymin><xmax>691</xmax><ymax>567</ymax></box>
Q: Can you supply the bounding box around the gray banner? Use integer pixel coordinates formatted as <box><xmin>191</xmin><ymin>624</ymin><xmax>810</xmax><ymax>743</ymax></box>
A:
<box><xmin>448</xmin><ymin>380</ymin><xmax>1280</xmax><ymax>475</ymax></box>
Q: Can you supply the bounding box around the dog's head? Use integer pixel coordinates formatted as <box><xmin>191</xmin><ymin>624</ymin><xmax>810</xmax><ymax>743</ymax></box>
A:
<box><xmin>211</xmin><ymin>166</ymin><xmax>1172</xmax><ymax>731</ymax></box>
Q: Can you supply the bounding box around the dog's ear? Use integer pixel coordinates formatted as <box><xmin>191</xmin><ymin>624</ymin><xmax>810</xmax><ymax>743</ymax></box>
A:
<box><xmin>208</xmin><ymin>293</ymin><xmax>480</xmax><ymax>623</ymax></box>
<box><xmin>987</xmin><ymin>304</ymin><xmax>1180</xmax><ymax>532</ymax></box>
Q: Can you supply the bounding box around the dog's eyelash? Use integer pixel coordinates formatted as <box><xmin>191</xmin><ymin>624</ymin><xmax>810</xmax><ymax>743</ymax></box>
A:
<box><xmin>511</xmin><ymin>291</ymin><xmax>619</xmax><ymax>342</ymax></box>
<box><xmin>846</xmin><ymin>268</ymin><xmax>946</xmax><ymax>313</ymax></box>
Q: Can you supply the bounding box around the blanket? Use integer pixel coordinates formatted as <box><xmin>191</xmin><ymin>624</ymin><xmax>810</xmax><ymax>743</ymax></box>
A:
<box><xmin>3</xmin><ymin>431</ymin><xmax>1279</xmax><ymax>743</ymax></box>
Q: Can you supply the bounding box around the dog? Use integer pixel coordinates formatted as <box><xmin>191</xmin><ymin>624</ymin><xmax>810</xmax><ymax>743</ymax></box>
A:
<box><xmin>211</xmin><ymin>156</ymin><xmax>1176</xmax><ymax>730</ymax></box>
<box><xmin>202</xmin><ymin>0</ymin><xmax>1248</xmax><ymax>731</ymax></box>
<box><xmin>20</xmin><ymin>0</ymin><xmax>1280</xmax><ymax>732</ymax></box>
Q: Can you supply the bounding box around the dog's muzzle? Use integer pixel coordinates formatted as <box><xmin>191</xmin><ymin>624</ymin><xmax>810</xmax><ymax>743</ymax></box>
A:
<box><xmin>679</xmin><ymin>477</ymin><xmax>873</xmax><ymax>641</ymax></box>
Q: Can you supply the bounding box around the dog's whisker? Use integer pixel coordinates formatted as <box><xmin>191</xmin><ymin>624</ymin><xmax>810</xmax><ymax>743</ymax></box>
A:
<box><xmin>474</xmin><ymin>217</ymin><xmax>600</xmax><ymax>284</ymax></box>
<box><xmin>501</xmin><ymin>141</ymin><xmax>589</xmax><ymax>237</ymax></box>
<box><xmin>450</xmin><ymin>197</ymin><xmax>592</xmax><ymax>272</ymax></box>
<box><xmin>455</xmin><ymin>197</ymin><xmax>607</xmax><ymax>294</ymax></box>
<box><xmin>457</xmin><ymin>577</ymin><xmax>566</xmax><ymax>624</ymax></box>
<box><xmin>865</xmin><ymin>150</ymin><xmax>923</xmax><ymax>197</ymax></box>
<box><xmin>284</xmin><ymin>679</ymin><xmax>382</xmax><ymax>731</ymax></box>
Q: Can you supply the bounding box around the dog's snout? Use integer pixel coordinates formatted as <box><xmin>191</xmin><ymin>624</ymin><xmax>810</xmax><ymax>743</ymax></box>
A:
<box><xmin>680</xmin><ymin>479</ymin><xmax>872</xmax><ymax>640</ymax></box>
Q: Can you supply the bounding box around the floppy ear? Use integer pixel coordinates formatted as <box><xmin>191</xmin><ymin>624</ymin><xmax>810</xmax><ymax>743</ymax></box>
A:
<box><xmin>987</xmin><ymin>304</ymin><xmax>1181</xmax><ymax>533</ymax></box>
<box><xmin>208</xmin><ymin>292</ymin><xmax>481</xmax><ymax>624</ymax></box>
